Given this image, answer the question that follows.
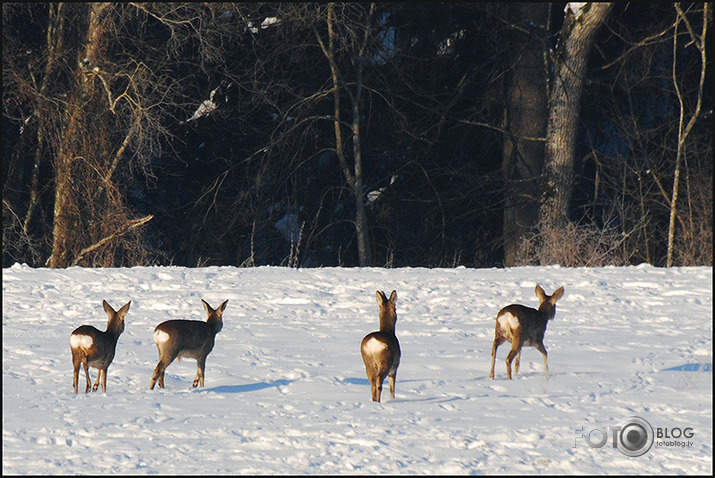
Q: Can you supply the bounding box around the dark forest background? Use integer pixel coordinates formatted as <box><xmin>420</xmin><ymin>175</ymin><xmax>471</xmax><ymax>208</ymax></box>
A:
<box><xmin>3</xmin><ymin>3</ymin><xmax>712</xmax><ymax>269</ymax></box>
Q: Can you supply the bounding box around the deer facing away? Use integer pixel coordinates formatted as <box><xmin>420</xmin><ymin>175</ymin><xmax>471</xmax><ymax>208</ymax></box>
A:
<box><xmin>489</xmin><ymin>285</ymin><xmax>564</xmax><ymax>380</ymax></box>
<box><xmin>70</xmin><ymin>300</ymin><xmax>131</xmax><ymax>394</ymax></box>
<box><xmin>150</xmin><ymin>299</ymin><xmax>228</xmax><ymax>389</ymax></box>
<box><xmin>361</xmin><ymin>290</ymin><xmax>401</xmax><ymax>402</ymax></box>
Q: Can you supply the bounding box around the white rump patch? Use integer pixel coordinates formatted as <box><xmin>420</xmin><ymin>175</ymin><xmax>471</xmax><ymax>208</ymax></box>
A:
<box><xmin>70</xmin><ymin>334</ymin><xmax>93</xmax><ymax>349</ymax></box>
<box><xmin>497</xmin><ymin>312</ymin><xmax>520</xmax><ymax>336</ymax></box>
<box><xmin>363</xmin><ymin>337</ymin><xmax>388</xmax><ymax>355</ymax></box>
<box><xmin>154</xmin><ymin>329</ymin><xmax>171</xmax><ymax>344</ymax></box>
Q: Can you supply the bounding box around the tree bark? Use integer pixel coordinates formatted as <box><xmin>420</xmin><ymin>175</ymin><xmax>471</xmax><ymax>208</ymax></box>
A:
<box><xmin>318</xmin><ymin>3</ymin><xmax>374</xmax><ymax>266</ymax></box>
<box><xmin>502</xmin><ymin>3</ymin><xmax>549</xmax><ymax>266</ymax></box>
<box><xmin>539</xmin><ymin>2</ymin><xmax>613</xmax><ymax>232</ymax></box>
<box><xmin>667</xmin><ymin>3</ymin><xmax>708</xmax><ymax>267</ymax></box>
<box><xmin>48</xmin><ymin>3</ymin><xmax>111</xmax><ymax>268</ymax></box>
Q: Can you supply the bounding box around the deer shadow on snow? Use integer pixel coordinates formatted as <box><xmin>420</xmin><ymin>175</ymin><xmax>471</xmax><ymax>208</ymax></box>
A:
<box><xmin>197</xmin><ymin>379</ymin><xmax>295</xmax><ymax>394</ymax></box>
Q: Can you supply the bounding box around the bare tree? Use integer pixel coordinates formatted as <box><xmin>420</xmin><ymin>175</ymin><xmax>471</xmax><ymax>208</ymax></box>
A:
<box><xmin>3</xmin><ymin>3</ymin><xmax>236</xmax><ymax>267</ymax></box>
<box><xmin>3</xmin><ymin>3</ymin><xmax>179</xmax><ymax>267</ymax></box>
<box><xmin>501</xmin><ymin>3</ymin><xmax>550</xmax><ymax>266</ymax></box>
<box><xmin>539</xmin><ymin>2</ymin><xmax>613</xmax><ymax>232</ymax></box>
<box><xmin>5</xmin><ymin>3</ymin><xmax>709</xmax><ymax>269</ymax></box>
<box><xmin>315</xmin><ymin>3</ymin><xmax>377</xmax><ymax>266</ymax></box>
<box><xmin>667</xmin><ymin>3</ymin><xmax>709</xmax><ymax>267</ymax></box>
<box><xmin>576</xmin><ymin>2</ymin><xmax>712</xmax><ymax>267</ymax></box>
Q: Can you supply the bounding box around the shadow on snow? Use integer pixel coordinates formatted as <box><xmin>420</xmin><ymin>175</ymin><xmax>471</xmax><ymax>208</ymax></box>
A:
<box><xmin>197</xmin><ymin>379</ymin><xmax>295</xmax><ymax>394</ymax></box>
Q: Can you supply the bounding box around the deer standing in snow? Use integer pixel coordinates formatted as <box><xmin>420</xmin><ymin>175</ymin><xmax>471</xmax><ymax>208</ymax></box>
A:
<box><xmin>361</xmin><ymin>290</ymin><xmax>401</xmax><ymax>402</ymax></box>
<box><xmin>70</xmin><ymin>300</ymin><xmax>131</xmax><ymax>394</ymax></box>
<box><xmin>489</xmin><ymin>285</ymin><xmax>564</xmax><ymax>380</ymax></box>
<box><xmin>150</xmin><ymin>299</ymin><xmax>228</xmax><ymax>389</ymax></box>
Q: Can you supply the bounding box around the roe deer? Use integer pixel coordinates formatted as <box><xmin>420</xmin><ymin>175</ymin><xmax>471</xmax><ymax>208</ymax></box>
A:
<box><xmin>150</xmin><ymin>299</ymin><xmax>228</xmax><ymax>389</ymax></box>
<box><xmin>70</xmin><ymin>300</ymin><xmax>131</xmax><ymax>394</ymax></box>
<box><xmin>360</xmin><ymin>290</ymin><xmax>401</xmax><ymax>402</ymax></box>
<box><xmin>489</xmin><ymin>284</ymin><xmax>564</xmax><ymax>380</ymax></box>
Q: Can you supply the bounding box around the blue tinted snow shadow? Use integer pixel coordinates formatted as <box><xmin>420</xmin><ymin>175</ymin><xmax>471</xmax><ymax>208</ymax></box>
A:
<box><xmin>662</xmin><ymin>363</ymin><xmax>712</xmax><ymax>372</ymax></box>
<box><xmin>341</xmin><ymin>377</ymin><xmax>370</xmax><ymax>386</ymax></box>
<box><xmin>197</xmin><ymin>379</ymin><xmax>294</xmax><ymax>394</ymax></box>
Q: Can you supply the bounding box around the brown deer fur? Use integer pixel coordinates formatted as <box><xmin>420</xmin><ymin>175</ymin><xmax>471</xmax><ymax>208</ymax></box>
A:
<box><xmin>70</xmin><ymin>300</ymin><xmax>130</xmax><ymax>394</ymax></box>
<box><xmin>361</xmin><ymin>290</ymin><xmax>401</xmax><ymax>402</ymax></box>
<box><xmin>150</xmin><ymin>299</ymin><xmax>228</xmax><ymax>389</ymax></box>
<box><xmin>489</xmin><ymin>285</ymin><xmax>564</xmax><ymax>380</ymax></box>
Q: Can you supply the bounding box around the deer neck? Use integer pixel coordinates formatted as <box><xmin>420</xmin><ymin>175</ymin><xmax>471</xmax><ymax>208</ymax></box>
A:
<box><xmin>207</xmin><ymin>317</ymin><xmax>223</xmax><ymax>334</ymax></box>
<box><xmin>537</xmin><ymin>303</ymin><xmax>556</xmax><ymax>321</ymax></box>
<box><xmin>105</xmin><ymin>318</ymin><xmax>125</xmax><ymax>337</ymax></box>
<box><xmin>379</xmin><ymin>310</ymin><xmax>397</xmax><ymax>334</ymax></box>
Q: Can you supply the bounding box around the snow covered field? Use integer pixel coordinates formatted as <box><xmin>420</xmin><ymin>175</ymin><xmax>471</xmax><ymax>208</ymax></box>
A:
<box><xmin>2</xmin><ymin>264</ymin><xmax>712</xmax><ymax>474</ymax></box>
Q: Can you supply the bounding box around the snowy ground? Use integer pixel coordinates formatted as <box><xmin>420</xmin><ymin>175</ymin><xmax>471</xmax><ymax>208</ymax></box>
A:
<box><xmin>2</xmin><ymin>264</ymin><xmax>712</xmax><ymax>474</ymax></box>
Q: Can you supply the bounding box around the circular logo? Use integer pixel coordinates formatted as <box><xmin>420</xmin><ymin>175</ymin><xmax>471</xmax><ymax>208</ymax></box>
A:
<box><xmin>616</xmin><ymin>416</ymin><xmax>654</xmax><ymax>457</ymax></box>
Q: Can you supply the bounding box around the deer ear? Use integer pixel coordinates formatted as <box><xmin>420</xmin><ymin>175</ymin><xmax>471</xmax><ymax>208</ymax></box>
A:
<box><xmin>552</xmin><ymin>286</ymin><xmax>565</xmax><ymax>301</ymax></box>
<box><xmin>201</xmin><ymin>299</ymin><xmax>213</xmax><ymax>314</ymax></box>
<box><xmin>376</xmin><ymin>291</ymin><xmax>385</xmax><ymax>305</ymax></box>
<box><xmin>535</xmin><ymin>284</ymin><xmax>546</xmax><ymax>301</ymax></box>
<box><xmin>117</xmin><ymin>301</ymin><xmax>131</xmax><ymax>317</ymax></box>
<box><xmin>103</xmin><ymin>300</ymin><xmax>115</xmax><ymax>315</ymax></box>
<box><xmin>388</xmin><ymin>290</ymin><xmax>397</xmax><ymax>304</ymax></box>
<box><xmin>218</xmin><ymin>300</ymin><xmax>228</xmax><ymax>314</ymax></box>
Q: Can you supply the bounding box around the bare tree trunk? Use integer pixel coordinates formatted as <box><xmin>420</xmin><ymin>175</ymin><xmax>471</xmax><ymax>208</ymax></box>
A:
<box><xmin>539</xmin><ymin>2</ymin><xmax>613</xmax><ymax>232</ymax></box>
<box><xmin>317</xmin><ymin>3</ymin><xmax>375</xmax><ymax>266</ymax></box>
<box><xmin>667</xmin><ymin>3</ymin><xmax>708</xmax><ymax>267</ymax></box>
<box><xmin>24</xmin><ymin>5</ymin><xmax>67</xmax><ymax>237</ymax></box>
<box><xmin>47</xmin><ymin>3</ymin><xmax>111</xmax><ymax>268</ymax></box>
<box><xmin>502</xmin><ymin>3</ymin><xmax>549</xmax><ymax>266</ymax></box>
<box><xmin>47</xmin><ymin>137</ymin><xmax>75</xmax><ymax>268</ymax></box>
<box><xmin>350</xmin><ymin>4</ymin><xmax>375</xmax><ymax>267</ymax></box>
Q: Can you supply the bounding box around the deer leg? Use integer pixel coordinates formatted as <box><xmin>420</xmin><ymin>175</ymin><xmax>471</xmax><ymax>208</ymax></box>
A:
<box><xmin>489</xmin><ymin>337</ymin><xmax>505</xmax><ymax>379</ymax></box>
<box><xmin>92</xmin><ymin>368</ymin><xmax>102</xmax><ymax>391</ymax></box>
<box><xmin>193</xmin><ymin>358</ymin><xmax>206</xmax><ymax>387</ymax></box>
<box><xmin>505</xmin><ymin>339</ymin><xmax>521</xmax><ymax>380</ymax></box>
<box><xmin>535</xmin><ymin>341</ymin><xmax>549</xmax><ymax>373</ymax></box>
<box><xmin>369</xmin><ymin>365</ymin><xmax>384</xmax><ymax>402</ymax></box>
<box><xmin>514</xmin><ymin>350</ymin><xmax>521</xmax><ymax>374</ymax></box>
<box><xmin>364</xmin><ymin>360</ymin><xmax>378</xmax><ymax>402</ymax></box>
<box><xmin>150</xmin><ymin>361</ymin><xmax>168</xmax><ymax>390</ymax></box>
<box><xmin>388</xmin><ymin>372</ymin><xmax>397</xmax><ymax>398</ymax></box>
<box><xmin>372</xmin><ymin>367</ymin><xmax>381</xmax><ymax>402</ymax></box>
<box><xmin>374</xmin><ymin>379</ymin><xmax>382</xmax><ymax>402</ymax></box>
<box><xmin>100</xmin><ymin>367</ymin><xmax>108</xmax><ymax>392</ymax></box>
<box><xmin>72</xmin><ymin>358</ymin><xmax>82</xmax><ymax>394</ymax></box>
<box><xmin>377</xmin><ymin>369</ymin><xmax>389</xmax><ymax>403</ymax></box>
<box><xmin>82</xmin><ymin>361</ymin><xmax>91</xmax><ymax>393</ymax></box>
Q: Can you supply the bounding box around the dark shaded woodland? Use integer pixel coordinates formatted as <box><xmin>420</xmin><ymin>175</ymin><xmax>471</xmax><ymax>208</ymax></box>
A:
<box><xmin>3</xmin><ymin>3</ymin><xmax>712</xmax><ymax>268</ymax></box>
